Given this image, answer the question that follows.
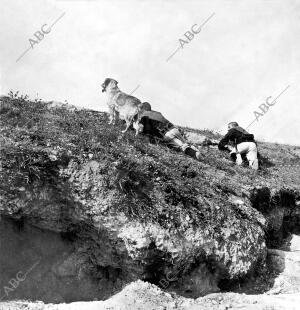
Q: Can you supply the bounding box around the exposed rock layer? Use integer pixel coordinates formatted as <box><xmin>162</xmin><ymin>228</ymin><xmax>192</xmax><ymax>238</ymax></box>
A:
<box><xmin>0</xmin><ymin>97</ymin><xmax>300</xmax><ymax>304</ymax></box>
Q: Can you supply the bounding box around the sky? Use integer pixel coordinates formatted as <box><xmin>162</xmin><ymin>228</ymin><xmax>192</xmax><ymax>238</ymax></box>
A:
<box><xmin>0</xmin><ymin>0</ymin><xmax>299</xmax><ymax>145</ymax></box>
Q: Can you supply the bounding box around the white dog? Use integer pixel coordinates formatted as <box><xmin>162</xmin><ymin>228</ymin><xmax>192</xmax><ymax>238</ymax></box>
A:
<box><xmin>101</xmin><ymin>78</ymin><xmax>148</xmax><ymax>134</ymax></box>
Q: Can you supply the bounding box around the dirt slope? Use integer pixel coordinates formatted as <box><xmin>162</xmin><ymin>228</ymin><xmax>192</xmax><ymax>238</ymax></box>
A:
<box><xmin>0</xmin><ymin>95</ymin><xmax>299</xmax><ymax>306</ymax></box>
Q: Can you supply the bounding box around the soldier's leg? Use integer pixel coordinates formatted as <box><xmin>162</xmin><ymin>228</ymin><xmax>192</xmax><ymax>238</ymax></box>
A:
<box><xmin>246</xmin><ymin>142</ymin><xmax>259</xmax><ymax>170</ymax></box>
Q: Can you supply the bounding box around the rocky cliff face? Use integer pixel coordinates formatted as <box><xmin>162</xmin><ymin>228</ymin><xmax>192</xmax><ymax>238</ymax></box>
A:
<box><xmin>2</xmin><ymin>234</ymin><xmax>300</xmax><ymax>310</ymax></box>
<box><xmin>0</xmin><ymin>95</ymin><xmax>299</xmax><ymax>305</ymax></box>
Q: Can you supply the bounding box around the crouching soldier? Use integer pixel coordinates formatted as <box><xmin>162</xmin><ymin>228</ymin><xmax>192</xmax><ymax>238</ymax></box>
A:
<box><xmin>133</xmin><ymin>106</ymin><xmax>201</xmax><ymax>160</ymax></box>
<box><xmin>218</xmin><ymin>122</ymin><xmax>258</xmax><ymax>170</ymax></box>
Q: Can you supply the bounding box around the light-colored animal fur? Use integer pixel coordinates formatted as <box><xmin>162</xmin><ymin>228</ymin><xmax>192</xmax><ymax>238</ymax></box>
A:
<box><xmin>101</xmin><ymin>78</ymin><xmax>144</xmax><ymax>134</ymax></box>
<box><xmin>132</xmin><ymin>101</ymin><xmax>152</xmax><ymax>136</ymax></box>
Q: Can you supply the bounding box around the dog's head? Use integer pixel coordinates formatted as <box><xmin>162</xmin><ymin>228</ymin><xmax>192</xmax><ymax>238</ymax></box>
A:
<box><xmin>101</xmin><ymin>78</ymin><xmax>118</xmax><ymax>93</ymax></box>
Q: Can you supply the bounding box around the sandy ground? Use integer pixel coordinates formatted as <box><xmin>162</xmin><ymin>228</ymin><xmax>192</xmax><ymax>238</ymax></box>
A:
<box><xmin>1</xmin><ymin>283</ymin><xmax>300</xmax><ymax>310</ymax></box>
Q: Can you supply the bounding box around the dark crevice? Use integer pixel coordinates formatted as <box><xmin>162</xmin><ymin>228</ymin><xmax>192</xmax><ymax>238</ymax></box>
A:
<box><xmin>218</xmin><ymin>188</ymin><xmax>300</xmax><ymax>294</ymax></box>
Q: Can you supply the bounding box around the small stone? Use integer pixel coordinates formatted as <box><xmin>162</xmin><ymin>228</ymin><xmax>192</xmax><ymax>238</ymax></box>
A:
<box><xmin>49</xmin><ymin>154</ymin><xmax>57</xmax><ymax>161</ymax></box>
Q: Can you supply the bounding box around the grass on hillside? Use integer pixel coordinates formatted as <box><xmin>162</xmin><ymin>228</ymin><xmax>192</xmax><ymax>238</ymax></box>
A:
<box><xmin>1</xmin><ymin>92</ymin><xmax>299</xmax><ymax>230</ymax></box>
